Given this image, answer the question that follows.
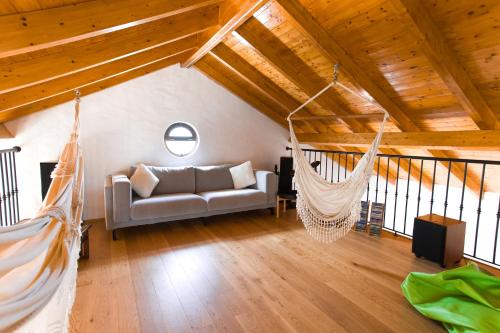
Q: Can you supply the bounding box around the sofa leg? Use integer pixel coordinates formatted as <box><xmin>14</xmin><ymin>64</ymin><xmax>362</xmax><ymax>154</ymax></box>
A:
<box><xmin>269</xmin><ymin>207</ymin><xmax>275</xmax><ymax>215</ymax></box>
<box><xmin>202</xmin><ymin>217</ymin><xmax>208</xmax><ymax>226</ymax></box>
<box><xmin>112</xmin><ymin>229</ymin><xmax>117</xmax><ymax>241</ymax></box>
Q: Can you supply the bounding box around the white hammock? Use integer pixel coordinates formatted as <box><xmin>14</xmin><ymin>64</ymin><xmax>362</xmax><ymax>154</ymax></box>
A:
<box><xmin>288</xmin><ymin>77</ymin><xmax>388</xmax><ymax>243</ymax></box>
<box><xmin>0</xmin><ymin>94</ymin><xmax>84</xmax><ymax>332</ymax></box>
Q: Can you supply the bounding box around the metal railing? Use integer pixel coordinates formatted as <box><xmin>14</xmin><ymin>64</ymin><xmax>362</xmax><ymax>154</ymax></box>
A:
<box><xmin>286</xmin><ymin>147</ymin><xmax>500</xmax><ymax>269</ymax></box>
<box><xmin>0</xmin><ymin>147</ymin><xmax>21</xmax><ymax>227</ymax></box>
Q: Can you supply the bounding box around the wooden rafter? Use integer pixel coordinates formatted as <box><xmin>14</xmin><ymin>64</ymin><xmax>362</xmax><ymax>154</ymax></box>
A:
<box><xmin>236</xmin><ymin>17</ymin><xmax>434</xmax><ymax>187</ymax></box>
<box><xmin>206</xmin><ymin>45</ymin><xmax>402</xmax><ymax>183</ymax></box>
<box><xmin>237</xmin><ymin>18</ymin><xmax>366</xmax><ymax>133</ymax></box>
<box><xmin>274</xmin><ymin>0</ymin><xmax>418</xmax><ymax>132</ymax></box>
<box><xmin>1</xmin><ymin>36</ymin><xmax>198</xmax><ymax>113</ymax></box>
<box><xmin>0</xmin><ymin>6</ymin><xmax>219</xmax><ymax>95</ymax></box>
<box><xmin>391</xmin><ymin>0</ymin><xmax>499</xmax><ymax>130</ymax></box>
<box><xmin>0</xmin><ymin>51</ymin><xmax>189</xmax><ymax>123</ymax></box>
<box><xmin>0</xmin><ymin>0</ymin><xmax>222</xmax><ymax>58</ymax></box>
<box><xmin>182</xmin><ymin>0</ymin><xmax>267</xmax><ymax>67</ymax></box>
<box><xmin>0</xmin><ymin>49</ymin><xmax>194</xmax><ymax>123</ymax></box>
<box><xmin>296</xmin><ymin>130</ymin><xmax>500</xmax><ymax>151</ymax></box>
<box><xmin>210</xmin><ymin>43</ymin><xmax>333</xmax><ymax>133</ymax></box>
<box><xmin>273</xmin><ymin>0</ymin><xmax>483</xmax><ymax>194</ymax></box>
<box><xmin>195</xmin><ymin>54</ymin><xmax>289</xmax><ymax>126</ymax></box>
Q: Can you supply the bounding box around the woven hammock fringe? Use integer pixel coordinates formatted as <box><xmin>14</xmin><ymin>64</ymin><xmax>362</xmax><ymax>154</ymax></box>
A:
<box><xmin>296</xmin><ymin>188</ymin><xmax>361</xmax><ymax>243</ymax></box>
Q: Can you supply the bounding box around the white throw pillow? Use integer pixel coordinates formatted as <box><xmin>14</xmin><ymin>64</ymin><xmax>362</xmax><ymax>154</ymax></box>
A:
<box><xmin>130</xmin><ymin>164</ymin><xmax>159</xmax><ymax>198</ymax></box>
<box><xmin>230</xmin><ymin>161</ymin><xmax>256</xmax><ymax>189</ymax></box>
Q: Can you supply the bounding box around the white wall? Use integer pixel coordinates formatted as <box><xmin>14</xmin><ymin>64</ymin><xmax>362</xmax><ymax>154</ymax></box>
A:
<box><xmin>1</xmin><ymin>65</ymin><xmax>289</xmax><ymax>220</ymax></box>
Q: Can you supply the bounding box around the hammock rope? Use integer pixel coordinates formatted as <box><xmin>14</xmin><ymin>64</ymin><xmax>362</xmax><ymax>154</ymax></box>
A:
<box><xmin>288</xmin><ymin>65</ymin><xmax>388</xmax><ymax>243</ymax></box>
<box><xmin>0</xmin><ymin>90</ymin><xmax>84</xmax><ymax>332</ymax></box>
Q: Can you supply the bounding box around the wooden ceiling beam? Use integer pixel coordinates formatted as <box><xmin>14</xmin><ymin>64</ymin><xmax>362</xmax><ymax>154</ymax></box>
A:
<box><xmin>237</xmin><ymin>18</ymin><xmax>368</xmax><ymax>133</ymax></box>
<box><xmin>210</xmin><ymin>43</ymin><xmax>332</xmax><ymax>133</ymax></box>
<box><xmin>211</xmin><ymin>43</ymin><xmax>296</xmax><ymax>113</ymax></box>
<box><xmin>208</xmin><ymin>43</ymin><xmax>399</xmax><ymax>180</ymax></box>
<box><xmin>237</xmin><ymin>18</ymin><xmax>434</xmax><ymax>187</ymax></box>
<box><xmin>297</xmin><ymin>130</ymin><xmax>500</xmax><ymax>151</ymax></box>
<box><xmin>274</xmin><ymin>0</ymin><xmax>419</xmax><ymax>132</ymax></box>
<box><xmin>182</xmin><ymin>0</ymin><xmax>267</xmax><ymax>67</ymax></box>
<box><xmin>0</xmin><ymin>38</ymin><xmax>198</xmax><ymax>117</ymax></box>
<box><xmin>391</xmin><ymin>0</ymin><xmax>499</xmax><ymax>130</ymax></box>
<box><xmin>273</xmin><ymin>0</ymin><xmax>482</xmax><ymax>194</ymax></box>
<box><xmin>0</xmin><ymin>0</ymin><xmax>222</xmax><ymax>58</ymax></box>
<box><xmin>0</xmin><ymin>6</ymin><xmax>219</xmax><ymax>94</ymax></box>
<box><xmin>194</xmin><ymin>54</ymin><xmax>289</xmax><ymax>126</ymax></box>
<box><xmin>0</xmin><ymin>52</ymin><xmax>189</xmax><ymax>123</ymax></box>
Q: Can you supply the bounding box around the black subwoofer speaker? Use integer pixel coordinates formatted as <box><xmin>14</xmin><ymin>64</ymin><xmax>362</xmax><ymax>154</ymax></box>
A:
<box><xmin>412</xmin><ymin>214</ymin><xmax>465</xmax><ymax>268</ymax></box>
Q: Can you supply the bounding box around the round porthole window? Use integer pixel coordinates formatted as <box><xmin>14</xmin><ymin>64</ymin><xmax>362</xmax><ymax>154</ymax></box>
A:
<box><xmin>164</xmin><ymin>122</ymin><xmax>199</xmax><ymax>157</ymax></box>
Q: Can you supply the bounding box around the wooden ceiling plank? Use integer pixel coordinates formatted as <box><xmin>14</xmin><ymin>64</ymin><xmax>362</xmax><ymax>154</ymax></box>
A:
<box><xmin>211</xmin><ymin>43</ymin><xmax>294</xmax><ymax>113</ymax></box>
<box><xmin>237</xmin><ymin>17</ymin><xmax>368</xmax><ymax>133</ymax></box>
<box><xmin>195</xmin><ymin>54</ymin><xmax>288</xmax><ymax>126</ymax></box>
<box><xmin>0</xmin><ymin>0</ymin><xmax>222</xmax><ymax>58</ymax></box>
<box><xmin>210</xmin><ymin>43</ymin><xmax>332</xmax><ymax>133</ymax></box>
<box><xmin>0</xmin><ymin>37</ymin><xmax>198</xmax><ymax>114</ymax></box>
<box><xmin>274</xmin><ymin>0</ymin><xmax>483</xmax><ymax>194</ymax></box>
<box><xmin>297</xmin><ymin>130</ymin><xmax>500</xmax><ymax>151</ymax></box>
<box><xmin>391</xmin><ymin>0</ymin><xmax>499</xmax><ymax>130</ymax></box>
<box><xmin>274</xmin><ymin>0</ymin><xmax>420</xmax><ymax>132</ymax></box>
<box><xmin>182</xmin><ymin>0</ymin><xmax>267</xmax><ymax>67</ymax></box>
<box><xmin>0</xmin><ymin>6</ymin><xmax>219</xmax><ymax>94</ymax></box>
<box><xmin>237</xmin><ymin>17</ymin><xmax>436</xmax><ymax>187</ymax></box>
<box><xmin>0</xmin><ymin>52</ymin><xmax>188</xmax><ymax>123</ymax></box>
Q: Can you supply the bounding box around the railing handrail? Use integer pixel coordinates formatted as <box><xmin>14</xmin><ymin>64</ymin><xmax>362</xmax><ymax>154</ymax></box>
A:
<box><xmin>0</xmin><ymin>146</ymin><xmax>21</xmax><ymax>154</ymax></box>
<box><xmin>286</xmin><ymin>146</ymin><xmax>500</xmax><ymax>165</ymax></box>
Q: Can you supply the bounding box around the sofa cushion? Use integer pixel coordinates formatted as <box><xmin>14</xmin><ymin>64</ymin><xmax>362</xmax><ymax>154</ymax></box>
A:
<box><xmin>130</xmin><ymin>166</ymin><xmax>195</xmax><ymax>195</ymax></box>
<box><xmin>199</xmin><ymin>189</ymin><xmax>267</xmax><ymax>211</ymax></box>
<box><xmin>131</xmin><ymin>193</ymin><xmax>207</xmax><ymax>220</ymax></box>
<box><xmin>195</xmin><ymin>165</ymin><xmax>234</xmax><ymax>193</ymax></box>
<box><xmin>230</xmin><ymin>161</ymin><xmax>256</xmax><ymax>189</ymax></box>
<box><xmin>130</xmin><ymin>164</ymin><xmax>159</xmax><ymax>198</ymax></box>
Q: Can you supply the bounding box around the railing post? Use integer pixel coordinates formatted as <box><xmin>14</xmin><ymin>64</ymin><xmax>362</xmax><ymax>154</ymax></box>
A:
<box><xmin>403</xmin><ymin>158</ymin><xmax>412</xmax><ymax>235</ymax></box>
<box><xmin>430</xmin><ymin>160</ymin><xmax>437</xmax><ymax>215</ymax></box>
<box><xmin>444</xmin><ymin>161</ymin><xmax>452</xmax><ymax>217</ymax></box>
<box><xmin>392</xmin><ymin>157</ymin><xmax>401</xmax><ymax>234</ymax></box>
<box><xmin>416</xmin><ymin>159</ymin><xmax>424</xmax><ymax>217</ymax></box>
<box><xmin>494</xmin><ymin>195</ymin><xmax>500</xmax><ymax>265</ymax></box>
<box><xmin>473</xmin><ymin>164</ymin><xmax>486</xmax><ymax>258</ymax></box>
<box><xmin>459</xmin><ymin>163</ymin><xmax>468</xmax><ymax>221</ymax></box>
<box><xmin>375</xmin><ymin>156</ymin><xmax>381</xmax><ymax>203</ymax></box>
<box><xmin>384</xmin><ymin>157</ymin><xmax>390</xmax><ymax>219</ymax></box>
<box><xmin>337</xmin><ymin>154</ymin><xmax>341</xmax><ymax>182</ymax></box>
<box><xmin>331</xmin><ymin>153</ymin><xmax>335</xmax><ymax>183</ymax></box>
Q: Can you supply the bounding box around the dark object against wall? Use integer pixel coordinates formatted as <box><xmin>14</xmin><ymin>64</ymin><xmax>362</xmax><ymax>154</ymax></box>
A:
<box><xmin>412</xmin><ymin>214</ymin><xmax>466</xmax><ymax>268</ymax></box>
<box><xmin>40</xmin><ymin>162</ymin><xmax>57</xmax><ymax>200</ymax></box>
<box><xmin>278</xmin><ymin>156</ymin><xmax>295</xmax><ymax>195</ymax></box>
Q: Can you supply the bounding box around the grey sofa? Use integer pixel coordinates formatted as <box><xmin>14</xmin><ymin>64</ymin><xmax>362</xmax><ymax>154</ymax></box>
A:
<box><xmin>104</xmin><ymin>164</ymin><xmax>277</xmax><ymax>239</ymax></box>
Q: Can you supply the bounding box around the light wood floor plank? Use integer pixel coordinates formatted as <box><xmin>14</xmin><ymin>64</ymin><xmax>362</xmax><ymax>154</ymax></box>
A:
<box><xmin>70</xmin><ymin>209</ymin><xmax>474</xmax><ymax>332</ymax></box>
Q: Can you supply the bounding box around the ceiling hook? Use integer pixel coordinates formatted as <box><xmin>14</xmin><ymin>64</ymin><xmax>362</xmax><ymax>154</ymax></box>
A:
<box><xmin>333</xmin><ymin>63</ymin><xmax>340</xmax><ymax>82</ymax></box>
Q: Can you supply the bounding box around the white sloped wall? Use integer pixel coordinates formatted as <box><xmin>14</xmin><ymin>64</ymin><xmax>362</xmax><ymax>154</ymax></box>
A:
<box><xmin>1</xmin><ymin>65</ymin><xmax>290</xmax><ymax>220</ymax></box>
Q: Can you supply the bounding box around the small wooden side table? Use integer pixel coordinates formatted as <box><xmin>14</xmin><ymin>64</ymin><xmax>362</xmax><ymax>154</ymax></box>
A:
<box><xmin>79</xmin><ymin>222</ymin><xmax>92</xmax><ymax>260</ymax></box>
<box><xmin>412</xmin><ymin>214</ymin><xmax>465</xmax><ymax>268</ymax></box>
<box><xmin>276</xmin><ymin>194</ymin><xmax>296</xmax><ymax>218</ymax></box>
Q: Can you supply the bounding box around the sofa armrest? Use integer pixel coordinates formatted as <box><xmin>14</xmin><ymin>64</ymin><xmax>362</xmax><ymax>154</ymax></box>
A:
<box><xmin>104</xmin><ymin>176</ymin><xmax>114</xmax><ymax>230</ymax></box>
<box><xmin>111</xmin><ymin>175</ymin><xmax>132</xmax><ymax>223</ymax></box>
<box><xmin>255</xmin><ymin>170</ymin><xmax>278</xmax><ymax>206</ymax></box>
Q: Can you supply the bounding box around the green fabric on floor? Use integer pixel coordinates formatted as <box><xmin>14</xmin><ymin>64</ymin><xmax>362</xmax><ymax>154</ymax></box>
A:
<box><xmin>401</xmin><ymin>263</ymin><xmax>500</xmax><ymax>333</ymax></box>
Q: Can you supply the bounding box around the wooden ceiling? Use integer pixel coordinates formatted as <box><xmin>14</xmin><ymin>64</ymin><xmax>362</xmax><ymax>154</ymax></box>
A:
<box><xmin>0</xmin><ymin>0</ymin><xmax>499</xmax><ymax>192</ymax></box>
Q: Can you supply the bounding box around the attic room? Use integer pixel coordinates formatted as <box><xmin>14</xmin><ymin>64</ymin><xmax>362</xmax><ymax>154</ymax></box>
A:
<box><xmin>0</xmin><ymin>0</ymin><xmax>499</xmax><ymax>332</ymax></box>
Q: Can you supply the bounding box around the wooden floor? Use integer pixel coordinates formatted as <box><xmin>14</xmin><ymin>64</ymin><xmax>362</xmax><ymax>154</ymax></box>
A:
<box><xmin>70</xmin><ymin>210</ymin><xmax>448</xmax><ymax>333</ymax></box>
